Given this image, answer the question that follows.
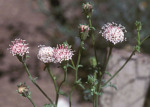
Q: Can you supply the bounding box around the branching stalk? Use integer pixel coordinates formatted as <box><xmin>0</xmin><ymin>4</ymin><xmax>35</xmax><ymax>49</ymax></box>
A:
<box><xmin>69</xmin><ymin>41</ymin><xmax>83</xmax><ymax>107</ymax></box>
<box><xmin>22</xmin><ymin>62</ymin><xmax>54</xmax><ymax>105</ymax></box>
<box><xmin>56</xmin><ymin>65</ymin><xmax>68</xmax><ymax>105</ymax></box>
<box><xmin>103</xmin><ymin>50</ymin><xmax>136</xmax><ymax>87</ymax></box>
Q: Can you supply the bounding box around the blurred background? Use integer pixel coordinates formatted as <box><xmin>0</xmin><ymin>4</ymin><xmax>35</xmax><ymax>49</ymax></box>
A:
<box><xmin>0</xmin><ymin>0</ymin><xmax>150</xmax><ymax>107</ymax></box>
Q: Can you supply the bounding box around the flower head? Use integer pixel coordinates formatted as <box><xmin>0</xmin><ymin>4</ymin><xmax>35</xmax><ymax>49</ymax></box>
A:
<box><xmin>17</xmin><ymin>83</ymin><xmax>29</xmax><ymax>97</ymax></box>
<box><xmin>9</xmin><ymin>38</ymin><xmax>29</xmax><ymax>56</ymax></box>
<box><xmin>99</xmin><ymin>22</ymin><xmax>127</xmax><ymax>45</ymax></box>
<box><xmin>79</xmin><ymin>24</ymin><xmax>90</xmax><ymax>33</ymax></box>
<box><xmin>83</xmin><ymin>2</ymin><xmax>93</xmax><ymax>17</ymax></box>
<box><xmin>54</xmin><ymin>44</ymin><xmax>74</xmax><ymax>63</ymax></box>
<box><xmin>79</xmin><ymin>24</ymin><xmax>90</xmax><ymax>41</ymax></box>
<box><xmin>37</xmin><ymin>45</ymin><xmax>55</xmax><ymax>63</ymax></box>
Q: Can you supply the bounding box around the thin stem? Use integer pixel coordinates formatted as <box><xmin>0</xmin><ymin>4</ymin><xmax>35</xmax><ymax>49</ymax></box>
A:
<box><xmin>69</xmin><ymin>86</ymin><xmax>75</xmax><ymax>107</ymax></box>
<box><xmin>88</xmin><ymin>17</ymin><xmax>92</xmax><ymax>27</ymax></box>
<box><xmin>88</xmin><ymin>16</ymin><xmax>99</xmax><ymax>107</ymax></box>
<box><xmin>75</xmin><ymin>50</ymin><xmax>81</xmax><ymax>81</ymax></box>
<box><xmin>93</xmin><ymin>95</ymin><xmax>95</xmax><ymax>107</ymax></box>
<box><xmin>137</xmin><ymin>31</ymin><xmax>141</xmax><ymax>46</ymax></box>
<box><xmin>103</xmin><ymin>45</ymin><xmax>113</xmax><ymax>72</ymax></box>
<box><xmin>27</xmin><ymin>96</ymin><xmax>36</xmax><ymax>107</ymax></box>
<box><xmin>88</xmin><ymin>17</ymin><xmax>98</xmax><ymax>64</ymax></box>
<box><xmin>71</xmin><ymin>59</ymin><xmax>76</xmax><ymax>69</ymax></box>
<box><xmin>140</xmin><ymin>35</ymin><xmax>150</xmax><ymax>45</ymax></box>
<box><xmin>93</xmin><ymin>70</ymin><xmax>97</xmax><ymax>107</ymax></box>
<box><xmin>95</xmin><ymin>45</ymin><xmax>113</xmax><ymax>106</ymax></box>
<box><xmin>69</xmin><ymin>41</ymin><xmax>83</xmax><ymax>107</ymax></box>
<box><xmin>46</xmin><ymin>66</ymin><xmax>58</xmax><ymax>105</ymax></box>
<box><xmin>103</xmin><ymin>50</ymin><xmax>136</xmax><ymax>87</ymax></box>
<box><xmin>22</xmin><ymin>62</ymin><xmax>54</xmax><ymax>104</ymax></box>
<box><xmin>58</xmin><ymin>70</ymin><xmax>67</xmax><ymax>91</ymax></box>
<box><xmin>57</xmin><ymin>66</ymin><xmax>67</xmax><ymax>105</ymax></box>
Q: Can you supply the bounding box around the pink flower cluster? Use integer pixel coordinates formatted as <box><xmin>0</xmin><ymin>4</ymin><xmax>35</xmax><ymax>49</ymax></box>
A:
<box><xmin>99</xmin><ymin>22</ymin><xmax>127</xmax><ymax>45</ymax></box>
<box><xmin>37</xmin><ymin>44</ymin><xmax>74</xmax><ymax>63</ymax></box>
<box><xmin>54</xmin><ymin>44</ymin><xmax>74</xmax><ymax>63</ymax></box>
<box><xmin>79</xmin><ymin>25</ymin><xmax>89</xmax><ymax>32</ymax></box>
<box><xmin>9</xmin><ymin>38</ymin><xmax>29</xmax><ymax>56</ymax></box>
<box><xmin>37</xmin><ymin>46</ymin><xmax>55</xmax><ymax>63</ymax></box>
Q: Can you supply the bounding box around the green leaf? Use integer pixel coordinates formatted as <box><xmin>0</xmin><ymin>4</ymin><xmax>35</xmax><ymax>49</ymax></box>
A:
<box><xmin>43</xmin><ymin>104</ymin><xmax>55</xmax><ymax>107</ymax></box>
<box><xmin>79</xmin><ymin>83</ymin><xmax>85</xmax><ymax>89</ymax></box>
<box><xmin>91</xmin><ymin>27</ymin><xmax>96</xmax><ymax>30</ymax></box>
<box><xmin>58</xmin><ymin>91</ymin><xmax>68</xmax><ymax>97</ymax></box>
<box><xmin>67</xmin><ymin>64</ymin><xmax>76</xmax><ymax>70</ymax></box>
<box><xmin>94</xmin><ymin>92</ymin><xmax>103</xmax><ymax>96</ymax></box>
<box><xmin>109</xmin><ymin>83</ymin><xmax>117</xmax><ymax>90</ymax></box>
<box><xmin>26</xmin><ymin>55</ymin><xmax>30</xmax><ymax>58</ymax></box>
<box><xmin>63</xmin><ymin>41</ymin><xmax>72</xmax><ymax>48</ymax></box>
<box><xmin>102</xmin><ymin>82</ymin><xmax>117</xmax><ymax>90</ymax></box>
<box><xmin>105</xmin><ymin>71</ymin><xmax>112</xmax><ymax>77</ymax></box>
<box><xmin>33</xmin><ymin>77</ymin><xmax>38</xmax><ymax>81</ymax></box>
<box><xmin>77</xmin><ymin>65</ymin><xmax>83</xmax><ymax>68</ymax></box>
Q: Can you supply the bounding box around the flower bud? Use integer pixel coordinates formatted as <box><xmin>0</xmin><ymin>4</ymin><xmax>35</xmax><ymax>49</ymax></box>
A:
<box><xmin>89</xmin><ymin>57</ymin><xmax>97</xmax><ymax>68</ymax></box>
<box><xmin>79</xmin><ymin>24</ymin><xmax>90</xmax><ymax>41</ymax></box>
<box><xmin>17</xmin><ymin>83</ymin><xmax>30</xmax><ymax>97</ymax></box>
<box><xmin>135</xmin><ymin>21</ymin><xmax>142</xmax><ymax>31</ymax></box>
<box><xmin>83</xmin><ymin>2</ymin><xmax>93</xmax><ymax>18</ymax></box>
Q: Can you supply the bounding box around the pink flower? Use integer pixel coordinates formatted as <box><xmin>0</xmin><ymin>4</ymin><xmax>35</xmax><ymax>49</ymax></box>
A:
<box><xmin>54</xmin><ymin>44</ymin><xmax>74</xmax><ymax>63</ymax></box>
<box><xmin>9</xmin><ymin>38</ymin><xmax>29</xmax><ymax>56</ymax></box>
<box><xmin>79</xmin><ymin>25</ymin><xmax>90</xmax><ymax>32</ymax></box>
<box><xmin>99</xmin><ymin>22</ymin><xmax>127</xmax><ymax>45</ymax></box>
<box><xmin>79</xmin><ymin>24</ymin><xmax>89</xmax><ymax>41</ymax></box>
<box><xmin>37</xmin><ymin>46</ymin><xmax>55</xmax><ymax>63</ymax></box>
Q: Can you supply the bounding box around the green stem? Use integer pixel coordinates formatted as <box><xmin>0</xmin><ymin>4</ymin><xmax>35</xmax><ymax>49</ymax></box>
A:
<box><xmin>69</xmin><ymin>41</ymin><xmax>83</xmax><ymax>107</ymax></box>
<box><xmin>140</xmin><ymin>35</ymin><xmax>150</xmax><ymax>45</ymax></box>
<box><xmin>57</xmin><ymin>66</ymin><xmax>67</xmax><ymax>105</ymax></box>
<box><xmin>27</xmin><ymin>96</ymin><xmax>36</xmax><ymax>107</ymax></box>
<box><xmin>69</xmin><ymin>86</ymin><xmax>75</xmax><ymax>107</ymax></box>
<box><xmin>88</xmin><ymin>17</ymin><xmax>98</xmax><ymax>65</ymax></box>
<box><xmin>93</xmin><ymin>71</ymin><xmax>98</xmax><ymax>107</ymax></box>
<box><xmin>103</xmin><ymin>50</ymin><xmax>136</xmax><ymax>87</ymax></box>
<box><xmin>137</xmin><ymin>31</ymin><xmax>141</xmax><ymax>46</ymax></box>
<box><xmin>75</xmin><ymin>50</ymin><xmax>81</xmax><ymax>81</ymax></box>
<box><xmin>71</xmin><ymin>59</ymin><xmax>76</xmax><ymax>69</ymax></box>
<box><xmin>46</xmin><ymin>66</ymin><xmax>58</xmax><ymax>105</ymax></box>
<box><xmin>103</xmin><ymin>45</ymin><xmax>113</xmax><ymax>72</ymax></box>
<box><xmin>88</xmin><ymin>16</ymin><xmax>92</xmax><ymax>27</ymax></box>
<box><xmin>95</xmin><ymin>45</ymin><xmax>113</xmax><ymax>107</ymax></box>
<box><xmin>93</xmin><ymin>95</ymin><xmax>95</xmax><ymax>107</ymax></box>
<box><xmin>88</xmin><ymin>16</ymin><xmax>99</xmax><ymax>107</ymax></box>
<box><xmin>22</xmin><ymin>62</ymin><xmax>54</xmax><ymax>104</ymax></box>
